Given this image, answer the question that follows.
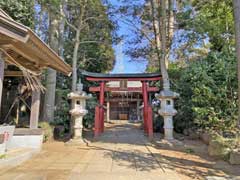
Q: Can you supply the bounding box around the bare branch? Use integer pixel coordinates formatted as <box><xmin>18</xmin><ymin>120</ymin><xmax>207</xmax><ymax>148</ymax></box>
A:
<box><xmin>61</xmin><ymin>5</ymin><xmax>78</xmax><ymax>31</ymax></box>
<box><xmin>64</xmin><ymin>18</ymin><xmax>78</xmax><ymax>31</ymax></box>
<box><xmin>82</xmin><ymin>16</ymin><xmax>104</xmax><ymax>24</ymax></box>
<box><xmin>79</xmin><ymin>40</ymin><xmax>101</xmax><ymax>44</ymax></box>
<box><xmin>118</xmin><ymin>17</ymin><xmax>154</xmax><ymax>44</ymax></box>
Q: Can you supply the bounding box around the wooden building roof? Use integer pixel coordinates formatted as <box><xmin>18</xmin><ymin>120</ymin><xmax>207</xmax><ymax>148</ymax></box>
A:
<box><xmin>81</xmin><ymin>70</ymin><xmax>161</xmax><ymax>81</ymax></box>
<box><xmin>0</xmin><ymin>9</ymin><xmax>71</xmax><ymax>76</ymax></box>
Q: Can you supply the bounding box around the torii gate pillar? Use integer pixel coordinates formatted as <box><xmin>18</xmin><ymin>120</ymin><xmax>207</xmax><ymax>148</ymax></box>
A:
<box><xmin>142</xmin><ymin>81</ymin><xmax>153</xmax><ymax>138</ymax></box>
<box><xmin>99</xmin><ymin>81</ymin><xmax>105</xmax><ymax>133</ymax></box>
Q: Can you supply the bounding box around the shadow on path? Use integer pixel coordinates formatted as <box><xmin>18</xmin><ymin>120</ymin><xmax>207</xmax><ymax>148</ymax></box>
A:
<box><xmin>84</xmin><ymin>122</ymin><xmax>240</xmax><ymax>179</ymax></box>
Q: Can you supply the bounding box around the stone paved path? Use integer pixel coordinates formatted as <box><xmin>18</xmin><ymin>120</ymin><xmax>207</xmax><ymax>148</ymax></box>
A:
<box><xmin>68</xmin><ymin>122</ymin><xmax>183</xmax><ymax>180</ymax></box>
<box><xmin>0</xmin><ymin>122</ymin><xmax>187</xmax><ymax>180</ymax></box>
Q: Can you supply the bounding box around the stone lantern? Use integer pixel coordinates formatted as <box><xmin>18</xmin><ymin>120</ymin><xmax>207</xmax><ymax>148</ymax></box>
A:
<box><xmin>155</xmin><ymin>89</ymin><xmax>179</xmax><ymax>140</ymax></box>
<box><xmin>67</xmin><ymin>80</ymin><xmax>91</xmax><ymax>145</ymax></box>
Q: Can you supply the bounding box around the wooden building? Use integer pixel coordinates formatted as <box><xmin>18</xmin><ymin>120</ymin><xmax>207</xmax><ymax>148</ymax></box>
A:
<box><xmin>0</xmin><ymin>9</ymin><xmax>71</xmax><ymax>129</ymax></box>
<box><xmin>106</xmin><ymin>81</ymin><xmax>143</xmax><ymax>121</ymax></box>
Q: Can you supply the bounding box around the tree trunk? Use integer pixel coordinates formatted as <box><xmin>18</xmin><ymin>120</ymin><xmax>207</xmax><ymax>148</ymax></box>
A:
<box><xmin>150</xmin><ymin>0</ymin><xmax>161</xmax><ymax>69</ymax></box>
<box><xmin>233</xmin><ymin>0</ymin><xmax>240</xmax><ymax>127</ymax></box>
<box><xmin>167</xmin><ymin>0</ymin><xmax>175</xmax><ymax>46</ymax></box>
<box><xmin>159</xmin><ymin>0</ymin><xmax>170</xmax><ymax>90</ymax></box>
<box><xmin>42</xmin><ymin>10</ymin><xmax>60</xmax><ymax>122</ymax></box>
<box><xmin>166</xmin><ymin>0</ymin><xmax>175</xmax><ymax>62</ymax></box>
<box><xmin>72</xmin><ymin>30</ymin><xmax>80</xmax><ymax>91</ymax></box>
<box><xmin>71</xmin><ymin>0</ymin><xmax>87</xmax><ymax>91</ymax></box>
<box><xmin>59</xmin><ymin>1</ymin><xmax>65</xmax><ymax>58</ymax></box>
<box><xmin>149</xmin><ymin>0</ymin><xmax>170</xmax><ymax>90</ymax></box>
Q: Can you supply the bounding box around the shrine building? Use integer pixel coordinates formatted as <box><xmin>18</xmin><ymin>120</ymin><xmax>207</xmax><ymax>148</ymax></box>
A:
<box><xmin>81</xmin><ymin>71</ymin><xmax>161</xmax><ymax>138</ymax></box>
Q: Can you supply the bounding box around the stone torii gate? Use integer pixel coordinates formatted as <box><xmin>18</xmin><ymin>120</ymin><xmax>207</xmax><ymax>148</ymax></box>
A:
<box><xmin>81</xmin><ymin>71</ymin><xmax>161</xmax><ymax>138</ymax></box>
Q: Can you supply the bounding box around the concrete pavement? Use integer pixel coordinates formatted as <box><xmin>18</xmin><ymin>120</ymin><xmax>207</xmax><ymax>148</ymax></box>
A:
<box><xmin>0</xmin><ymin>122</ymin><xmax>227</xmax><ymax>180</ymax></box>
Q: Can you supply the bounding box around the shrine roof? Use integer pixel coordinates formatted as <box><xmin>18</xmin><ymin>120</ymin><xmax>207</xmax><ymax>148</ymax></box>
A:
<box><xmin>81</xmin><ymin>70</ymin><xmax>161</xmax><ymax>81</ymax></box>
<box><xmin>0</xmin><ymin>9</ymin><xmax>71</xmax><ymax>76</ymax></box>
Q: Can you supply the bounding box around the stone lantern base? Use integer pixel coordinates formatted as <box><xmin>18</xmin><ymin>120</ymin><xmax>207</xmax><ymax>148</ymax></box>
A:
<box><xmin>65</xmin><ymin>138</ymin><xmax>86</xmax><ymax>146</ymax></box>
<box><xmin>65</xmin><ymin>111</ymin><xmax>88</xmax><ymax>146</ymax></box>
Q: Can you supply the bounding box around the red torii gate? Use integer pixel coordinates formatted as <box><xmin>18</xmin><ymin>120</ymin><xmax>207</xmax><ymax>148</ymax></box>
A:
<box><xmin>81</xmin><ymin>71</ymin><xmax>161</xmax><ymax>138</ymax></box>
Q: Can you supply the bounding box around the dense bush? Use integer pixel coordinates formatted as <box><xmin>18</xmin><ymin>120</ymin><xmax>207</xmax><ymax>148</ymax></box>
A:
<box><xmin>152</xmin><ymin>106</ymin><xmax>164</xmax><ymax>132</ymax></box>
<box><xmin>83</xmin><ymin>95</ymin><xmax>98</xmax><ymax>128</ymax></box>
<box><xmin>54</xmin><ymin>89</ymin><xmax>71</xmax><ymax>132</ymax></box>
<box><xmin>38</xmin><ymin>122</ymin><xmax>53</xmax><ymax>142</ymax></box>
<box><xmin>54</xmin><ymin>89</ymin><xmax>97</xmax><ymax>131</ymax></box>
<box><xmin>170</xmin><ymin>51</ymin><xmax>238</xmax><ymax>133</ymax></box>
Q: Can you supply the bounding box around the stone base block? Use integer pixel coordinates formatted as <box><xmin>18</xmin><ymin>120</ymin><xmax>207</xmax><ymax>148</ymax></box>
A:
<box><xmin>158</xmin><ymin>139</ymin><xmax>183</xmax><ymax>147</ymax></box>
<box><xmin>200</xmin><ymin>132</ymin><xmax>211</xmax><ymax>145</ymax></box>
<box><xmin>164</xmin><ymin>128</ymin><xmax>174</xmax><ymax>140</ymax></box>
<box><xmin>229</xmin><ymin>150</ymin><xmax>240</xmax><ymax>165</ymax></box>
<box><xmin>208</xmin><ymin>140</ymin><xmax>230</xmax><ymax>159</ymax></box>
<box><xmin>7</xmin><ymin>135</ymin><xmax>43</xmax><ymax>150</ymax></box>
<box><xmin>0</xmin><ymin>143</ymin><xmax>6</xmax><ymax>155</ymax></box>
<box><xmin>65</xmin><ymin>138</ymin><xmax>87</xmax><ymax>146</ymax></box>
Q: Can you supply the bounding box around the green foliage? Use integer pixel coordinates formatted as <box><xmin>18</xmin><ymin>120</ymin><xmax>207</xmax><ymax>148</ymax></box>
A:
<box><xmin>54</xmin><ymin>89</ymin><xmax>71</xmax><ymax>132</ymax></box>
<box><xmin>38</xmin><ymin>122</ymin><xmax>53</xmax><ymax>142</ymax></box>
<box><xmin>83</xmin><ymin>95</ymin><xmax>98</xmax><ymax>128</ymax></box>
<box><xmin>178</xmin><ymin>0</ymin><xmax>234</xmax><ymax>51</ymax></box>
<box><xmin>0</xmin><ymin>154</ymin><xmax>6</xmax><ymax>159</ymax></box>
<box><xmin>170</xmin><ymin>51</ymin><xmax>238</xmax><ymax>133</ymax></box>
<box><xmin>38</xmin><ymin>0</ymin><xmax>61</xmax><ymax>7</ymax></box>
<box><xmin>152</xmin><ymin>106</ymin><xmax>164</xmax><ymax>132</ymax></box>
<box><xmin>0</xmin><ymin>0</ymin><xmax>35</xmax><ymax>28</ymax></box>
<box><xmin>63</xmin><ymin>0</ymin><xmax>115</xmax><ymax>74</ymax></box>
<box><xmin>56</xmin><ymin>0</ymin><xmax>115</xmax><ymax>131</ymax></box>
<box><xmin>185</xmin><ymin>148</ymin><xmax>195</xmax><ymax>154</ymax></box>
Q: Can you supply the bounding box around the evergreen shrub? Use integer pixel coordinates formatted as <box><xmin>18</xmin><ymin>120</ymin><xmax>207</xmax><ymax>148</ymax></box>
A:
<box><xmin>169</xmin><ymin>51</ymin><xmax>238</xmax><ymax>134</ymax></box>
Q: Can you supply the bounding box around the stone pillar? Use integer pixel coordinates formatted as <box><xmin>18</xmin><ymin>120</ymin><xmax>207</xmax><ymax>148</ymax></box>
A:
<box><xmin>156</xmin><ymin>90</ymin><xmax>179</xmax><ymax>140</ymax></box>
<box><xmin>73</xmin><ymin>114</ymin><xmax>84</xmax><ymax>139</ymax></box>
<box><xmin>30</xmin><ymin>90</ymin><xmax>41</xmax><ymax>129</ymax></box>
<box><xmin>0</xmin><ymin>53</ymin><xmax>4</xmax><ymax>115</ymax></box>
<box><xmin>106</xmin><ymin>101</ymin><xmax>110</xmax><ymax>122</ymax></box>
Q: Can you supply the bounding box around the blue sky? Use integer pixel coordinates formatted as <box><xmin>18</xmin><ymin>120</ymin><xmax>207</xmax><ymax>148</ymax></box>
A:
<box><xmin>108</xmin><ymin>0</ymin><xmax>148</xmax><ymax>74</ymax></box>
<box><xmin>111</xmin><ymin>43</ymin><xmax>148</xmax><ymax>73</ymax></box>
<box><xmin>108</xmin><ymin>1</ymin><xmax>209</xmax><ymax>73</ymax></box>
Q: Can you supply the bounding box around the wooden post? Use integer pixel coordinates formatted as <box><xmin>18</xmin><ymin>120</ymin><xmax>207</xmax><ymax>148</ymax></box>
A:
<box><xmin>142</xmin><ymin>81</ymin><xmax>149</xmax><ymax>134</ymax></box>
<box><xmin>99</xmin><ymin>81</ymin><xmax>105</xmax><ymax>133</ymax></box>
<box><xmin>94</xmin><ymin>106</ymin><xmax>101</xmax><ymax>137</ymax></box>
<box><xmin>107</xmin><ymin>101</ymin><xmax>110</xmax><ymax>122</ymax></box>
<box><xmin>30</xmin><ymin>90</ymin><xmax>41</xmax><ymax>129</ymax></box>
<box><xmin>0</xmin><ymin>53</ymin><xmax>4</xmax><ymax>116</ymax></box>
